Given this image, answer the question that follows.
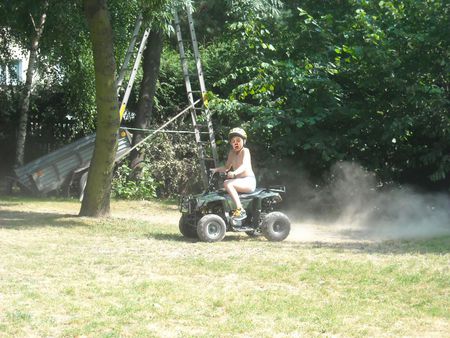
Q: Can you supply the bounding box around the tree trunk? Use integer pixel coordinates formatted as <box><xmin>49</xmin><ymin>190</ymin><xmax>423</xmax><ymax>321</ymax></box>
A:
<box><xmin>130</xmin><ymin>29</ymin><xmax>164</xmax><ymax>174</ymax></box>
<box><xmin>15</xmin><ymin>0</ymin><xmax>49</xmax><ymax>167</ymax></box>
<box><xmin>79</xmin><ymin>0</ymin><xmax>119</xmax><ymax>217</ymax></box>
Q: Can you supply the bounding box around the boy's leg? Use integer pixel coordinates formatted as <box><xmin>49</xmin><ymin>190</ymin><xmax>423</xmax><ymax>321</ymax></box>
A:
<box><xmin>224</xmin><ymin>178</ymin><xmax>253</xmax><ymax>220</ymax></box>
<box><xmin>226</xmin><ymin>177</ymin><xmax>255</xmax><ymax>194</ymax></box>
<box><xmin>224</xmin><ymin>180</ymin><xmax>242</xmax><ymax>209</ymax></box>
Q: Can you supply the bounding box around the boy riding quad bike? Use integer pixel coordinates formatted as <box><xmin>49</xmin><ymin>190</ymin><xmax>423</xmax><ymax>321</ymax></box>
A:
<box><xmin>179</xmin><ymin>171</ymin><xmax>291</xmax><ymax>242</ymax></box>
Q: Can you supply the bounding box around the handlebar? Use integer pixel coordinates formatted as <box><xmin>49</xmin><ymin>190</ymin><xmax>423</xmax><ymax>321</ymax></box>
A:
<box><xmin>206</xmin><ymin>170</ymin><xmax>227</xmax><ymax>192</ymax></box>
<box><xmin>209</xmin><ymin>169</ymin><xmax>226</xmax><ymax>178</ymax></box>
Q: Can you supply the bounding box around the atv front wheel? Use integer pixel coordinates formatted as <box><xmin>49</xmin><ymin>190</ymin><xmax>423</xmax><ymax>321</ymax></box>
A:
<box><xmin>179</xmin><ymin>215</ymin><xmax>198</xmax><ymax>239</ymax></box>
<box><xmin>197</xmin><ymin>214</ymin><xmax>226</xmax><ymax>242</ymax></box>
<box><xmin>261</xmin><ymin>212</ymin><xmax>291</xmax><ymax>242</ymax></box>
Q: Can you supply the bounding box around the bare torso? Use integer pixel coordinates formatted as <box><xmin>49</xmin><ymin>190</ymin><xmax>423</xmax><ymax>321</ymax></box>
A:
<box><xmin>227</xmin><ymin>147</ymin><xmax>255</xmax><ymax>178</ymax></box>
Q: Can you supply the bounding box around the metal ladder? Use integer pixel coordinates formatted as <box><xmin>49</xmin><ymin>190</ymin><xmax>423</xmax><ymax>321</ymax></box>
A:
<box><xmin>116</xmin><ymin>14</ymin><xmax>150</xmax><ymax>121</ymax></box>
<box><xmin>173</xmin><ymin>6</ymin><xmax>219</xmax><ymax>188</ymax></box>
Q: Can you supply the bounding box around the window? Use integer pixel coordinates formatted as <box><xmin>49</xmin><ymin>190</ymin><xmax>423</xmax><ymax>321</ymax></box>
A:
<box><xmin>0</xmin><ymin>60</ymin><xmax>24</xmax><ymax>85</ymax></box>
<box><xmin>0</xmin><ymin>65</ymin><xmax>5</xmax><ymax>84</ymax></box>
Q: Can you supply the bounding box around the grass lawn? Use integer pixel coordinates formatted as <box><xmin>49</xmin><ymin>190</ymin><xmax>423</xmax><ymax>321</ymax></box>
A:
<box><xmin>0</xmin><ymin>197</ymin><xmax>449</xmax><ymax>337</ymax></box>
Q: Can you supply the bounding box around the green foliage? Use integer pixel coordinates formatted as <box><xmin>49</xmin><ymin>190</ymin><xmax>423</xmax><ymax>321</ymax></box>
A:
<box><xmin>112</xmin><ymin>131</ymin><xmax>202</xmax><ymax>199</ymax></box>
<box><xmin>141</xmin><ymin>131</ymin><xmax>203</xmax><ymax>197</ymax></box>
<box><xmin>201</xmin><ymin>0</ymin><xmax>450</xmax><ymax>189</ymax></box>
<box><xmin>2</xmin><ymin>0</ymin><xmax>449</xmax><ymax>194</ymax></box>
<box><xmin>112</xmin><ymin>161</ymin><xmax>159</xmax><ymax>200</ymax></box>
<box><xmin>152</xmin><ymin>47</ymin><xmax>185</xmax><ymax>119</ymax></box>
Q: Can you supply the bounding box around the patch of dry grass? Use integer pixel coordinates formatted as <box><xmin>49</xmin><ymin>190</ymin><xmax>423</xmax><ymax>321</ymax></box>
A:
<box><xmin>0</xmin><ymin>197</ymin><xmax>449</xmax><ymax>337</ymax></box>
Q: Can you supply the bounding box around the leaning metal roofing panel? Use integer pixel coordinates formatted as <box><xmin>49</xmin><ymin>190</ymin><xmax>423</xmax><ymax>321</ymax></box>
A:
<box><xmin>14</xmin><ymin>132</ymin><xmax>131</xmax><ymax>194</ymax></box>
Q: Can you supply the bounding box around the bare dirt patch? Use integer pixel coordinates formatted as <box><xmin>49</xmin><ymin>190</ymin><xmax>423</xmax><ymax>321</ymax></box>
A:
<box><xmin>287</xmin><ymin>222</ymin><xmax>370</xmax><ymax>243</ymax></box>
<box><xmin>288</xmin><ymin>220</ymin><xmax>450</xmax><ymax>243</ymax></box>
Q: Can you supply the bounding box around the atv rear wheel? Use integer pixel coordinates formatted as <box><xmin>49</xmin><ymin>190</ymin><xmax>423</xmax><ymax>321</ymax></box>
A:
<box><xmin>197</xmin><ymin>214</ymin><xmax>226</xmax><ymax>242</ymax></box>
<box><xmin>179</xmin><ymin>215</ymin><xmax>198</xmax><ymax>239</ymax></box>
<box><xmin>261</xmin><ymin>212</ymin><xmax>290</xmax><ymax>242</ymax></box>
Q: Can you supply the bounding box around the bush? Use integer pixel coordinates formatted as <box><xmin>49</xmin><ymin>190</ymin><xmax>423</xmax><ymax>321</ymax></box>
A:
<box><xmin>141</xmin><ymin>132</ymin><xmax>203</xmax><ymax>197</ymax></box>
<box><xmin>112</xmin><ymin>161</ymin><xmax>159</xmax><ymax>200</ymax></box>
<box><xmin>112</xmin><ymin>131</ymin><xmax>204</xmax><ymax>200</ymax></box>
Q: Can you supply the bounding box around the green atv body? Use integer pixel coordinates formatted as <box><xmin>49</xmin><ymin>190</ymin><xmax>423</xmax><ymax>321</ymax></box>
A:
<box><xmin>179</xmin><ymin>173</ymin><xmax>291</xmax><ymax>242</ymax></box>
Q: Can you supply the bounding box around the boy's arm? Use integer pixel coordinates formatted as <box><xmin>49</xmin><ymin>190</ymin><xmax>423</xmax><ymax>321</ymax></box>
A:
<box><xmin>229</xmin><ymin>148</ymin><xmax>251</xmax><ymax>177</ymax></box>
<box><xmin>211</xmin><ymin>151</ymin><xmax>233</xmax><ymax>173</ymax></box>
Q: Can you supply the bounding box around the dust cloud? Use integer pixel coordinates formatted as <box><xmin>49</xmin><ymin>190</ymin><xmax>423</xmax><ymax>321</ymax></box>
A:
<box><xmin>286</xmin><ymin>162</ymin><xmax>450</xmax><ymax>242</ymax></box>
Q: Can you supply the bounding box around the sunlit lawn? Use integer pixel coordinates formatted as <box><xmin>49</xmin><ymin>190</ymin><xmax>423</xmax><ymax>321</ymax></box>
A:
<box><xmin>0</xmin><ymin>197</ymin><xmax>449</xmax><ymax>337</ymax></box>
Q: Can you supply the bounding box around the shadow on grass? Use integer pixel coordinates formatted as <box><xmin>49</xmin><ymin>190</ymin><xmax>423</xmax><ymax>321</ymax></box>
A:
<box><xmin>284</xmin><ymin>236</ymin><xmax>450</xmax><ymax>254</ymax></box>
<box><xmin>145</xmin><ymin>228</ymin><xmax>450</xmax><ymax>253</ymax></box>
<box><xmin>145</xmin><ymin>233</ymin><xmax>189</xmax><ymax>242</ymax></box>
<box><xmin>0</xmin><ymin>202</ymin><xmax>21</xmax><ymax>207</ymax></box>
<box><xmin>149</xmin><ymin>229</ymin><xmax>450</xmax><ymax>253</ymax></box>
<box><xmin>145</xmin><ymin>232</ymin><xmax>259</xmax><ymax>243</ymax></box>
<box><xmin>0</xmin><ymin>209</ymin><xmax>83</xmax><ymax>229</ymax></box>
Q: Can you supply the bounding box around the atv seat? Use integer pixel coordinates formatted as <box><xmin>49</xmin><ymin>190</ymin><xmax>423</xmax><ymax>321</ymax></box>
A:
<box><xmin>238</xmin><ymin>188</ymin><xmax>264</xmax><ymax>198</ymax></box>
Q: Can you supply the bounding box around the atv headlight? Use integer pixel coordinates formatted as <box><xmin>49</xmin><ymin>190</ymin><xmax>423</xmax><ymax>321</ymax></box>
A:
<box><xmin>180</xmin><ymin>196</ymin><xmax>196</xmax><ymax>213</ymax></box>
<box><xmin>180</xmin><ymin>197</ymin><xmax>189</xmax><ymax>213</ymax></box>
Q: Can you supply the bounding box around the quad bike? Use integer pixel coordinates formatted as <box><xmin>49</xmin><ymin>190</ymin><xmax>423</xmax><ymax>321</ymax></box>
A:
<box><xmin>179</xmin><ymin>172</ymin><xmax>291</xmax><ymax>242</ymax></box>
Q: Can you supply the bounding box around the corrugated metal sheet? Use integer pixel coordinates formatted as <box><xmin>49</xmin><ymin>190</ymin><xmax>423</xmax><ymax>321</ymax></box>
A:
<box><xmin>14</xmin><ymin>132</ymin><xmax>131</xmax><ymax>194</ymax></box>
